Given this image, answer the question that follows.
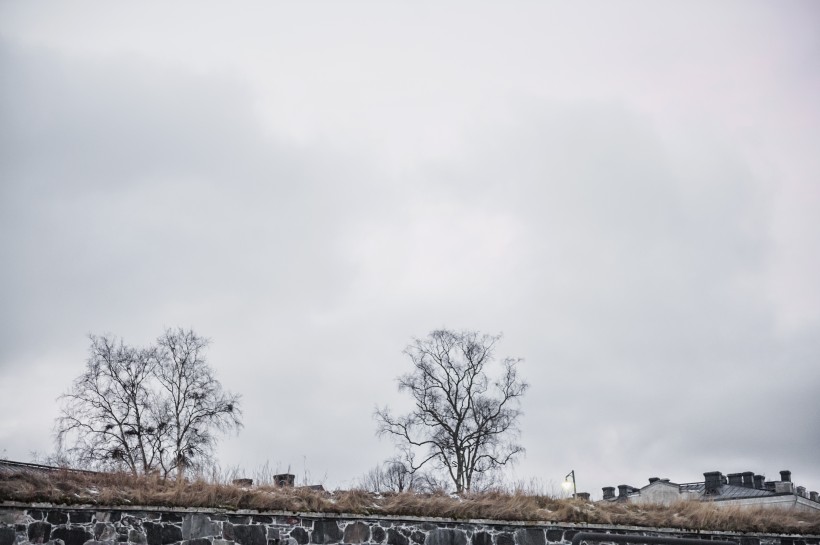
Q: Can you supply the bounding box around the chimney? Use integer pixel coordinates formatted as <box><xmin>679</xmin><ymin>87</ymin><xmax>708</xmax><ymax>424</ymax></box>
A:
<box><xmin>232</xmin><ymin>478</ymin><xmax>253</xmax><ymax>487</ymax></box>
<box><xmin>742</xmin><ymin>472</ymin><xmax>754</xmax><ymax>488</ymax></box>
<box><xmin>727</xmin><ymin>473</ymin><xmax>743</xmax><ymax>486</ymax></box>
<box><xmin>775</xmin><ymin>481</ymin><xmax>794</xmax><ymax>494</ymax></box>
<box><xmin>704</xmin><ymin>471</ymin><xmax>723</xmax><ymax>495</ymax></box>
<box><xmin>780</xmin><ymin>470</ymin><xmax>792</xmax><ymax>482</ymax></box>
<box><xmin>602</xmin><ymin>486</ymin><xmax>616</xmax><ymax>500</ymax></box>
<box><xmin>274</xmin><ymin>473</ymin><xmax>295</xmax><ymax>487</ymax></box>
<box><xmin>796</xmin><ymin>486</ymin><xmax>807</xmax><ymax>498</ymax></box>
<box><xmin>618</xmin><ymin>484</ymin><xmax>632</xmax><ymax>498</ymax></box>
<box><xmin>754</xmin><ymin>475</ymin><xmax>765</xmax><ymax>489</ymax></box>
<box><xmin>810</xmin><ymin>491</ymin><xmax>818</xmax><ymax>502</ymax></box>
<box><xmin>648</xmin><ymin>477</ymin><xmax>660</xmax><ymax>484</ymax></box>
<box><xmin>577</xmin><ymin>492</ymin><xmax>590</xmax><ymax>501</ymax></box>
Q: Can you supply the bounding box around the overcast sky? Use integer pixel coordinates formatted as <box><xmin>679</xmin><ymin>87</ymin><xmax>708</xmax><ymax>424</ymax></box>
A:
<box><xmin>1</xmin><ymin>1</ymin><xmax>819</xmax><ymax>499</ymax></box>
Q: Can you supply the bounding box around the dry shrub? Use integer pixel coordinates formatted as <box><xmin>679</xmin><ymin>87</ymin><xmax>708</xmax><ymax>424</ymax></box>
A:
<box><xmin>2</xmin><ymin>467</ymin><xmax>820</xmax><ymax>533</ymax></box>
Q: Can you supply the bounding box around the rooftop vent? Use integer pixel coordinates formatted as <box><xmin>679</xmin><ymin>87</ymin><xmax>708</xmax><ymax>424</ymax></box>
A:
<box><xmin>602</xmin><ymin>486</ymin><xmax>616</xmax><ymax>500</ymax></box>
<box><xmin>780</xmin><ymin>470</ymin><xmax>792</xmax><ymax>483</ymax></box>
<box><xmin>648</xmin><ymin>477</ymin><xmax>660</xmax><ymax>484</ymax></box>
<box><xmin>727</xmin><ymin>473</ymin><xmax>743</xmax><ymax>486</ymax></box>
<box><xmin>704</xmin><ymin>471</ymin><xmax>723</xmax><ymax>495</ymax></box>
<box><xmin>754</xmin><ymin>475</ymin><xmax>765</xmax><ymax>489</ymax></box>
<box><xmin>742</xmin><ymin>472</ymin><xmax>754</xmax><ymax>488</ymax></box>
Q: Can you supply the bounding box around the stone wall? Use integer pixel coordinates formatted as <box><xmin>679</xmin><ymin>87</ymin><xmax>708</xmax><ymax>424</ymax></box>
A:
<box><xmin>1</xmin><ymin>504</ymin><xmax>818</xmax><ymax>545</ymax></box>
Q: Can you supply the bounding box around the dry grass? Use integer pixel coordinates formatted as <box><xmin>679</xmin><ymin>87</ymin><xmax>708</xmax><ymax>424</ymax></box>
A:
<box><xmin>2</xmin><ymin>467</ymin><xmax>819</xmax><ymax>534</ymax></box>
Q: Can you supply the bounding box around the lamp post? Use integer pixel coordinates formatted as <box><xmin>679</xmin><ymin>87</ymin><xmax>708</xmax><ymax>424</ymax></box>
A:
<box><xmin>562</xmin><ymin>470</ymin><xmax>577</xmax><ymax>499</ymax></box>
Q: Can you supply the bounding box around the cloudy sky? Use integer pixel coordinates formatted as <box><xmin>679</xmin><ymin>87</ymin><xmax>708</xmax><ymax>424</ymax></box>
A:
<box><xmin>1</xmin><ymin>2</ymin><xmax>819</xmax><ymax>498</ymax></box>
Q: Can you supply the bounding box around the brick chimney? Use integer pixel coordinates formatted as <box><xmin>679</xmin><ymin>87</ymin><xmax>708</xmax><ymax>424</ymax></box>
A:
<box><xmin>741</xmin><ymin>472</ymin><xmax>754</xmax><ymax>488</ymax></box>
<box><xmin>754</xmin><ymin>475</ymin><xmax>765</xmax><ymax>489</ymax></box>
<box><xmin>810</xmin><ymin>491</ymin><xmax>818</xmax><ymax>502</ymax></box>
<box><xmin>780</xmin><ymin>470</ymin><xmax>791</xmax><ymax>482</ymax></box>
<box><xmin>274</xmin><ymin>473</ymin><xmax>295</xmax><ymax>487</ymax></box>
<box><xmin>602</xmin><ymin>486</ymin><xmax>616</xmax><ymax>500</ymax></box>
<box><xmin>648</xmin><ymin>477</ymin><xmax>660</xmax><ymax>484</ymax></box>
<box><xmin>617</xmin><ymin>484</ymin><xmax>632</xmax><ymax>498</ymax></box>
<box><xmin>704</xmin><ymin>472</ymin><xmax>723</xmax><ymax>495</ymax></box>
<box><xmin>727</xmin><ymin>473</ymin><xmax>743</xmax><ymax>486</ymax></box>
<box><xmin>796</xmin><ymin>486</ymin><xmax>807</xmax><ymax>498</ymax></box>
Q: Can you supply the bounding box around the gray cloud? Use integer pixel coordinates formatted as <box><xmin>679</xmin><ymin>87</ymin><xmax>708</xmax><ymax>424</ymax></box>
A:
<box><xmin>1</xmin><ymin>2</ymin><xmax>818</xmax><ymax>497</ymax></box>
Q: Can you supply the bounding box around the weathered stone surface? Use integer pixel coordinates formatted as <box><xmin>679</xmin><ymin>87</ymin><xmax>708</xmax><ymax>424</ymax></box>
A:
<box><xmin>425</xmin><ymin>529</ymin><xmax>466</xmax><ymax>545</ymax></box>
<box><xmin>0</xmin><ymin>511</ymin><xmax>27</xmax><ymax>525</ymax></box>
<box><xmin>223</xmin><ymin>523</ymin><xmax>235</xmax><ymax>541</ymax></box>
<box><xmin>233</xmin><ymin>525</ymin><xmax>267</xmax><ymax>545</ymax></box>
<box><xmin>472</xmin><ymin>532</ymin><xmax>492</xmax><ymax>545</ymax></box>
<box><xmin>85</xmin><ymin>540</ymin><xmax>117</xmax><ymax>545</ymax></box>
<box><xmin>545</xmin><ymin>530</ymin><xmax>562</xmax><ymax>543</ymax></box>
<box><xmin>496</xmin><ymin>534</ymin><xmax>513</xmax><ymax>545</ymax></box>
<box><xmin>311</xmin><ymin>522</ymin><xmax>342</xmax><ymax>545</ymax></box>
<box><xmin>411</xmin><ymin>532</ymin><xmax>425</xmax><ymax>545</ymax></box>
<box><xmin>52</xmin><ymin>526</ymin><xmax>92</xmax><ymax>545</ymax></box>
<box><xmin>144</xmin><ymin>522</ymin><xmax>163</xmax><ymax>545</ymax></box>
<box><xmin>162</xmin><ymin>525</ymin><xmax>182</xmax><ymax>544</ymax></box>
<box><xmin>267</xmin><ymin>528</ymin><xmax>281</xmax><ymax>541</ymax></box>
<box><xmin>0</xmin><ymin>527</ymin><xmax>16</xmax><ymax>545</ymax></box>
<box><xmin>372</xmin><ymin>527</ymin><xmax>386</xmax><ymax>544</ymax></box>
<box><xmin>46</xmin><ymin>511</ymin><xmax>68</xmax><ymax>526</ymax></box>
<box><xmin>95</xmin><ymin>523</ymin><xmax>118</xmax><ymax>542</ymax></box>
<box><xmin>342</xmin><ymin>523</ymin><xmax>370</xmax><ymax>544</ymax></box>
<box><xmin>182</xmin><ymin>515</ymin><xmax>220</xmax><ymax>540</ymax></box>
<box><xmin>28</xmin><ymin>522</ymin><xmax>52</xmax><ymax>544</ymax></box>
<box><xmin>254</xmin><ymin>516</ymin><xmax>273</xmax><ymax>525</ymax></box>
<box><xmin>561</xmin><ymin>532</ymin><xmax>577</xmax><ymax>543</ymax></box>
<box><xmin>290</xmin><ymin>528</ymin><xmax>309</xmax><ymax>545</ymax></box>
<box><xmin>514</xmin><ymin>530</ymin><xmax>544</xmax><ymax>545</ymax></box>
<box><xmin>160</xmin><ymin>514</ymin><xmax>182</xmax><ymax>524</ymax></box>
<box><xmin>387</xmin><ymin>529</ymin><xmax>408</xmax><ymax>545</ymax></box>
<box><xmin>187</xmin><ymin>539</ymin><xmax>212</xmax><ymax>545</ymax></box>
<box><xmin>70</xmin><ymin>511</ymin><xmax>94</xmax><ymax>524</ymax></box>
<box><xmin>228</xmin><ymin>517</ymin><xmax>251</xmax><ymax>526</ymax></box>
<box><xmin>129</xmin><ymin>529</ymin><xmax>148</xmax><ymax>545</ymax></box>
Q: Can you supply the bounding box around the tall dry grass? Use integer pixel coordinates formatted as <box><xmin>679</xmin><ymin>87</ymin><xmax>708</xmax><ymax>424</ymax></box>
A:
<box><xmin>1</xmin><ymin>467</ymin><xmax>819</xmax><ymax>533</ymax></box>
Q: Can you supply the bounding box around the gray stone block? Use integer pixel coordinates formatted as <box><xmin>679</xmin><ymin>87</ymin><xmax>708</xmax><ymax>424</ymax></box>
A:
<box><xmin>95</xmin><ymin>524</ymin><xmax>118</xmax><ymax>542</ymax></box>
<box><xmin>0</xmin><ymin>527</ymin><xmax>16</xmax><ymax>545</ymax></box>
<box><xmin>29</xmin><ymin>522</ymin><xmax>53</xmax><ymax>544</ymax></box>
<box><xmin>342</xmin><ymin>523</ymin><xmax>370</xmax><ymax>545</ymax></box>
<box><xmin>513</xmin><ymin>530</ymin><xmax>544</xmax><ymax>545</ymax></box>
<box><xmin>0</xmin><ymin>511</ymin><xmax>27</xmax><ymax>526</ymax></box>
<box><xmin>290</xmin><ymin>529</ymin><xmax>308</xmax><ymax>545</ymax></box>
<box><xmin>233</xmin><ymin>526</ymin><xmax>266</xmax><ymax>545</ymax></box>
<box><xmin>129</xmin><ymin>529</ymin><xmax>148</xmax><ymax>545</ymax></box>
<box><xmin>52</xmin><ymin>527</ymin><xmax>92</xmax><ymax>545</ymax></box>
<box><xmin>472</xmin><ymin>533</ymin><xmax>492</xmax><ymax>545</ymax></box>
<box><xmin>372</xmin><ymin>528</ymin><xmax>386</xmax><ymax>544</ymax></box>
<box><xmin>425</xmin><ymin>530</ymin><xmax>466</xmax><ymax>545</ymax></box>
<box><xmin>311</xmin><ymin>523</ymin><xmax>341</xmax><ymax>545</ymax></box>
<box><xmin>183</xmin><ymin>516</ymin><xmax>220</xmax><ymax>540</ymax></box>
<box><xmin>387</xmin><ymin>529</ymin><xmax>408</xmax><ymax>545</ymax></box>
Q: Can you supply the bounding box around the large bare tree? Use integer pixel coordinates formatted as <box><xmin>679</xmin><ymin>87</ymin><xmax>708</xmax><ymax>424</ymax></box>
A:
<box><xmin>376</xmin><ymin>329</ymin><xmax>528</xmax><ymax>493</ymax></box>
<box><xmin>154</xmin><ymin>328</ymin><xmax>242</xmax><ymax>478</ymax></box>
<box><xmin>55</xmin><ymin>329</ymin><xmax>241</xmax><ymax>477</ymax></box>
<box><xmin>56</xmin><ymin>335</ymin><xmax>167</xmax><ymax>474</ymax></box>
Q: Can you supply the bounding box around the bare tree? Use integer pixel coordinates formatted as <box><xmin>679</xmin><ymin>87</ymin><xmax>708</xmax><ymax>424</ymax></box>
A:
<box><xmin>154</xmin><ymin>328</ymin><xmax>242</xmax><ymax>478</ymax></box>
<box><xmin>55</xmin><ymin>329</ymin><xmax>241</xmax><ymax>477</ymax></box>
<box><xmin>56</xmin><ymin>335</ymin><xmax>167</xmax><ymax>475</ymax></box>
<box><xmin>376</xmin><ymin>329</ymin><xmax>528</xmax><ymax>494</ymax></box>
<box><xmin>358</xmin><ymin>458</ymin><xmax>418</xmax><ymax>493</ymax></box>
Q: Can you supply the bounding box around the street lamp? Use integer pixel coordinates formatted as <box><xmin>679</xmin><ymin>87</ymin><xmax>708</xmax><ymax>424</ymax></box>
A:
<box><xmin>562</xmin><ymin>470</ymin><xmax>577</xmax><ymax>499</ymax></box>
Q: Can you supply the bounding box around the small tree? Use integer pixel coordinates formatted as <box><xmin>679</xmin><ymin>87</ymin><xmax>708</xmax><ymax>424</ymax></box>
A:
<box><xmin>376</xmin><ymin>329</ymin><xmax>528</xmax><ymax>493</ymax></box>
<box><xmin>56</xmin><ymin>329</ymin><xmax>241</xmax><ymax>477</ymax></box>
<box><xmin>358</xmin><ymin>458</ymin><xmax>418</xmax><ymax>493</ymax></box>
